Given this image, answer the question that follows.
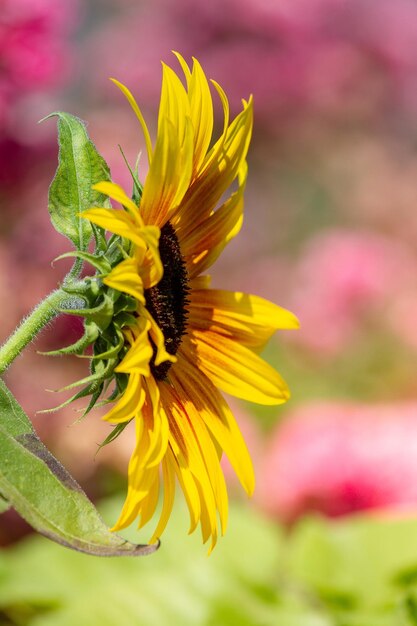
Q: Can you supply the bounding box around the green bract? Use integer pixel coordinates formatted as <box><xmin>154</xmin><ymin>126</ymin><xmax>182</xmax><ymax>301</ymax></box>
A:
<box><xmin>43</xmin><ymin>242</ymin><xmax>138</xmax><ymax>440</ymax></box>
<box><xmin>0</xmin><ymin>111</ymin><xmax>156</xmax><ymax>556</ymax></box>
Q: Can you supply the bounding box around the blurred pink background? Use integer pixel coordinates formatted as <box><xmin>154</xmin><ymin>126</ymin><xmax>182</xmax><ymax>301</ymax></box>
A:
<box><xmin>2</xmin><ymin>0</ymin><xmax>417</xmax><ymax>541</ymax></box>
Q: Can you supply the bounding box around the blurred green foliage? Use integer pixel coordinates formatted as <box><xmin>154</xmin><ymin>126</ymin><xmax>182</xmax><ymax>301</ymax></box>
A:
<box><xmin>2</xmin><ymin>498</ymin><xmax>417</xmax><ymax>625</ymax></box>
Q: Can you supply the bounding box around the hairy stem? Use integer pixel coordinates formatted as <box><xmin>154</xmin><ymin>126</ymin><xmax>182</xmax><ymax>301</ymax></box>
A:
<box><xmin>0</xmin><ymin>289</ymin><xmax>71</xmax><ymax>375</ymax></box>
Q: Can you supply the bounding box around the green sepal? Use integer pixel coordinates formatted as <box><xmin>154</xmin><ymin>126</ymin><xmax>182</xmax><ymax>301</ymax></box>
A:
<box><xmin>84</xmin><ymin>372</ymin><xmax>127</xmax><ymax>411</ymax></box>
<box><xmin>54</xmin><ymin>251</ymin><xmax>111</xmax><ymax>275</ymax></box>
<box><xmin>88</xmin><ymin>328</ymin><xmax>125</xmax><ymax>361</ymax></box>
<box><xmin>44</xmin><ymin>112</ymin><xmax>111</xmax><ymax>257</ymax></box>
<box><xmin>97</xmin><ymin>420</ymin><xmax>133</xmax><ymax>452</ymax></box>
<box><xmin>81</xmin><ymin>384</ymin><xmax>105</xmax><ymax>418</ymax></box>
<box><xmin>114</xmin><ymin>294</ymin><xmax>137</xmax><ymax>314</ymax></box>
<box><xmin>114</xmin><ymin>312</ymin><xmax>137</xmax><ymax>328</ymax></box>
<box><xmin>38</xmin><ymin>321</ymin><xmax>100</xmax><ymax>357</ymax></box>
<box><xmin>38</xmin><ymin>382</ymin><xmax>100</xmax><ymax>414</ymax></box>
<box><xmin>55</xmin><ymin>358</ymin><xmax>117</xmax><ymax>393</ymax></box>
<box><xmin>61</xmin><ymin>277</ymin><xmax>98</xmax><ymax>298</ymax></box>
<box><xmin>118</xmin><ymin>146</ymin><xmax>143</xmax><ymax>205</ymax></box>
<box><xmin>58</xmin><ymin>293</ymin><xmax>115</xmax><ymax>332</ymax></box>
<box><xmin>43</xmin><ymin>266</ymin><xmax>139</xmax><ymax>416</ymax></box>
<box><xmin>91</xmin><ymin>222</ymin><xmax>108</xmax><ymax>254</ymax></box>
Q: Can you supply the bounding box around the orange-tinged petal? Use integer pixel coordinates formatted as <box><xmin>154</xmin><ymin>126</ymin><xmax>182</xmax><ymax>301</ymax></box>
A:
<box><xmin>182</xmin><ymin>163</ymin><xmax>247</xmax><ymax>277</ymax></box>
<box><xmin>180</xmin><ymin>164</ymin><xmax>246</xmax><ymax>258</ymax></box>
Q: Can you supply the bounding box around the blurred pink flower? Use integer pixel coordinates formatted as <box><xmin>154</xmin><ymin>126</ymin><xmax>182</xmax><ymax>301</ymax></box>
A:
<box><xmin>260</xmin><ymin>402</ymin><xmax>417</xmax><ymax>522</ymax></box>
<box><xmin>287</xmin><ymin>229</ymin><xmax>416</xmax><ymax>356</ymax></box>
<box><xmin>0</xmin><ymin>0</ymin><xmax>77</xmax><ymax>134</ymax></box>
<box><xmin>0</xmin><ymin>0</ymin><xmax>78</xmax><ymax>185</ymax></box>
<box><xmin>323</xmin><ymin>137</ymin><xmax>417</xmax><ymax>248</ymax></box>
<box><xmin>86</xmin><ymin>0</ymin><xmax>417</xmax><ymax>128</ymax></box>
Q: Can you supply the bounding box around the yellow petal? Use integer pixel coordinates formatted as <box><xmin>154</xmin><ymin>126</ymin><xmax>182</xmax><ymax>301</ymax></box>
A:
<box><xmin>92</xmin><ymin>181</ymin><xmax>143</xmax><ymax>225</ymax></box>
<box><xmin>140</xmin><ymin>116</ymin><xmax>194</xmax><ymax>227</ymax></box>
<box><xmin>138</xmin><ymin>378</ymin><xmax>169</xmax><ymax>469</ymax></box>
<box><xmin>187</xmin><ymin>57</ymin><xmax>214</xmax><ymax>175</ymax></box>
<box><xmin>197</xmin><ymin>481</ymin><xmax>217</xmax><ymax>550</ymax></box>
<box><xmin>110</xmin><ymin>78</ymin><xmax>153</xmax><ymax>165</ymax></box>
<box><xmin>181</xmin><ymin>163</ymin><xmax>246</xmax><ymax>258</ymax></box>
<box><xmin>210</xmin><ymin>80</ymin><xmax>230</xmax><ymax>148</ymax></box>
<box><xmin>112</xmin><ymin>464</ymin><xmax>157</xmax><ymax>531</ymax></box>
<box><xmin>190</xmin><ymin>275</ymin><xmax>212</xmax><ymax>290</ymax></box>
<box><xmin>182</xmin><ymin>163</ymin><xmax>247</xmax><ymax>277</ymax></box>
<box><xmin>160</xmin><ymin>382</ymin><xmax>218</xmax><ymax>539</ymax></box>
<box><xmin>103</xmin><ymin>257</ymin><xmax>145</xmax><ymax>304</ymax></box>
<box><xmin>170</xmin><ymin>368</ymin><xmax>228</xmax><ymax>534</ymax></box>
<box><xmin>172</xmin><ymin>51</ymin><xmax>192</xmax><ymax>82</ymax></box>
<box><xmin>158</xmin><ymin>63</ymin><xmax>190</xmax><ymax>153</ymax></box>
<box><xmin>145</xmin><ymin>311</ymin><xmax>177</xmax><ymax>367</ymax></box>
<box><xmin>172</xmin><ymin>97</ymin><xmax>252</xmax><ymax>237</ymax></box>
<box><xmin>149</xmin><ymin>455</ymin><xmax>176</xmax><ymax>543</ymax></box>
<box><xmin>81</xmin><ymin>208</ymin><xmax>147</xmax><ymax>250</ymax></box>
<box><xmin>174</xmin><ymin>353</ymin><xmax>255</xmax><ymax>495</ymax></box>
<box><xmin>115</xmin><ymin>319</ymin><xmax>153</xmax><ymax>374</ymax></box>
<box><xmin>102</xmin><ymin>373</ymin><xmax>145</xmax><ymax>424</ymax></box>
<box><xmin>168</xmin><ymin>441</ymin><xmax>201</xmax><ymax>533</ymax></box>
<box><xmin>188</xmin><ymin>329</ymin><xmax>290</xmax><ymax>405</ymax></box>
<box><xmin>189</xmin><ymin>289</ymin><xmax>299</xmax><ymax>349</ymax></box>
<box><xmin>137</xmin><ymin>469</ymin><xmax>160</xmax><ymax>529</ymax></box>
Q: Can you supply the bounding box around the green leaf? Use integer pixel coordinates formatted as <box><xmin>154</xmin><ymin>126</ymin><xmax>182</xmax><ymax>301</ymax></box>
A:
<box><xmin>0</xmin><ymin>379</ymin><xmax>157</xmax><ymax>557</ymax></box>
<box><xmin>45</xmin><ymin>112</ymin><xmax>111</xmax><ymax>252</ymax></box>
<box><xmin>286</xmin><ymin>513</ymin><xmax>417</xmax><ymax>622</ymax></box>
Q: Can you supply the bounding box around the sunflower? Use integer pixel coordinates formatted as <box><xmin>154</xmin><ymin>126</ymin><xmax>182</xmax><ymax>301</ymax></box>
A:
<box><xmin>82</xmin><ymin>54</ymin><xmax>299</xmax><ymax>552</ymax></box>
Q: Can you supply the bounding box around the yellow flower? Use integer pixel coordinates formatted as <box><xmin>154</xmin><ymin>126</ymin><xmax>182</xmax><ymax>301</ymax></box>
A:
<box><xmin>82</xmin><ymin>54</ymin><xmax>299</xmax><ymax>552</ymax></box>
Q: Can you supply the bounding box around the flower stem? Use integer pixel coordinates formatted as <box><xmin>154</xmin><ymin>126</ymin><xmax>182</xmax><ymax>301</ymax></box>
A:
<box><xmin>0</xmin><ymin>289</ymin><xmax>70</xmax><ymax>375</ymax></box>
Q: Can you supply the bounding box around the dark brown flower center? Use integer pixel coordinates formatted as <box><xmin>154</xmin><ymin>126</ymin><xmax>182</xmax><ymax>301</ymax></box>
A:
<box><xmin>144</xmin><ymin>221</ymin><xmax>189</xmax><ymax>380</ymax></box>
